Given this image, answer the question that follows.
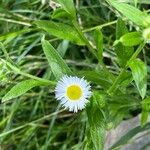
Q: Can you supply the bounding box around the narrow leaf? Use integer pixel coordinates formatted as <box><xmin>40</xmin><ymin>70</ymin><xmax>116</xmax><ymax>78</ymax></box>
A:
<box><xmin>115</xmin><ymin>18</ymin><xmax>134</xmax><ymax>67</ymax></box>
<box><xmin>94</xmin><ymin>29</ymin><xmax>103</xmax><ymax>62</ymax></box>
<box><xmin>56</xmin><ymin>0</ymin><xmax>76</xmax><ymax>20</ymax></box>
<box><xmin>78</xmin><ymin>70</ymin><xmax>114</xmax><ymax>89</ymax></box>
<box><xmin>119</xmin><ymin>32</ymin><xmax>143</xmax><ymax>46</ymax></box>
<box><xmin>57</xmin><ymin>40</ymin><xmax>69</xmax><ymax>57</ymax></box>
<box><xmin>2</xmin><ymin>80</ymin><xmax>47</xmax><ymax>102</ymax></box>
<box><xmin>129</xmin><ymin>59</ymin><xmax>147</xmax><ymax>99</ymax></box>
<box><xmin>0</xmin><ymin>29</ymin><xmax>31</xmax><ymax>41</ymax></box>
<box><xmin>52</xmin><ymin>8</ymin><xmax>69</xmax><ymax>19</ymax></box>
<box><xmin>141</xmin><ymin>97</ymin><xmax>150</xmax><ymax>126</ymax></box>
<box><xmin>123</xmin><ymin>0</ymin><xmax>150</xmax><ymax>4</ymax></box>
<box><xmin>35</xmin><ymin>20</ymin><xmax>85</xmax><ymax>45</ymax></box>
<box><xmin>86</xmin><ymin>98</ymin><xmax>106</xmax><ymax>150</ymax></box>
<box><xmin>42</xmin><ymin>39</ymin><xmax>72</xmax><ymax>79</ymax></box>
<box><xmin>107</xmin><ymin>0</ymin><xmax>150</xmax><ymax>27</ymax></box>
<box><xmin>90</xmin><ymin>126</ymin><xmax>105</xmax><ymax>150</ymax></box>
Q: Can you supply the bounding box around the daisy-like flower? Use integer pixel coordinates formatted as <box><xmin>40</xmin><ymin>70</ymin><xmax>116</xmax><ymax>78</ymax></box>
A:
<box><xmin>55</xmin><ymin>75</ymin><xmax>92</xmax><ymax>112</ymax></box>
<box><xmin>142</xmin><ymin>27</ymin><xmax>150</xmax><ymax>43</ymax></box>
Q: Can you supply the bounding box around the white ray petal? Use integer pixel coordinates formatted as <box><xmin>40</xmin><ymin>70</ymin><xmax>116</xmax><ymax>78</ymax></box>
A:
<box><xmin>55</xmin><ymin>75</ymin><xmax>92</xmax><ymax>112</ymax></box>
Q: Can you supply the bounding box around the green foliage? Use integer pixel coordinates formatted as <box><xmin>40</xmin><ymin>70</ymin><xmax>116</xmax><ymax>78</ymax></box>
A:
<box><xmin>52</xmin><ymin>8</ymin><xmax>69</xmax><ymax>19</ymax></box>
<box><xmin>115</xmin><ymin>18</ymin><xmax>134</xmax><ymax>67</ymax></box>
<box><xmin>42</xmin><ymin>39</ymin><xmax>72</xmax><ymax>79</ymax></box>
<box><xmin>56</xmin><ymin>0</ymin><xmax>76</xmax><ymax>20</ymax></box>
<box><xmin>78</xmin><ymin>69</ymin><xmax>114</xmax><ymax>90</ymax></box>
<box><xmin>123</xmin><ymin>0</ymin><xmax>150</xmax><ymax>4</ymax></box>
<box><xmin>0</xmin><ymin>0</ymin><xmax>150</xmax><ymax>149</ymax></box>
<box><xmin>86</xmin><ymin>92</ymin><xmax>106</xmax><ymax>150</ymax></box>
<box><xmin>118</xmin><ymin>32</ymin><xmax>143</xmax><ymax>46</ymax></box>
<box><xmin>129</xmin><ymin>59</ymin><xmax>147</xmax><ymax>99</ymax></box>
<box><xmin>2</xmin><ymin>79</ymin><xmax>48</xmax><ymax>102</ymax></box>
<box><xmin>93</xmin><ymin>29</ymin><xmax>103</xmax><ymax>62</ymax></box>
<box><xmin>35</xmin><ymin>20</ymin><xmax>85</xmax><ymax>45</ymax></box>
<box><xmin>0</xmin><ymin>29</ymin><xmax>31</xmax><ymax>42</ymax></box>
<box><xmin>107</xmin><ymin>0</ymin><xmax>150</xmax><ymax>27</ymax></box>
<box><xmin>141</xmin><ymin>97</ymin><xmax>150</xmax><ymax>126</ymax></box>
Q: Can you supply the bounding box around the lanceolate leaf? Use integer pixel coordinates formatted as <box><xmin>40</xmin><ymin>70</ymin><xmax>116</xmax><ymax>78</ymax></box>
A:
<box><xmin>77</xmin><ymin>70</ymin><xmax>114</xmax><ymax>89</ymax></box>
<box><xmin>2</xmin><ymin>80</ymin><xmax>48</xmax><ymax>102</ymax></box>
<box><xmin>94</xmin><ymin>29</ymin><xmax>103</xmax><ymax>62</ymax></box>
<box><xmin>90</xmin><ymin>126</ymin><xmax>105</xmax><ymax>150</ymax></box>
<box><xmin>86</xmin><ymin>99</ymin><xmax>106</xmax><ymax>150</ymax></box>
<box><xmin>115</xmin><ymin>18</ymin><xmax>134</xmax><ymax>67</ymax></box>
<box><xmin>123</xmin><ymin>0</ymin><xmax>150</xmax><ymax>4</ymax></box>
<box><xmin>57</xmin><ymin>40</ymin><xmax>69</xmax><ymax>57</ymax></box>
<box><xmin>0</xmin><ymin>29</ymin><xmax>31</xmax><ymax>41</ymax></box>
<box><xmin>141</xmin><ymin>97</ymin><xmax>150</xmax><ymax>126</ymax></box>
<box><xmin>42</xmin><ymin>40</ymin><xmax>72</xmax><ymax>79</ymax></box>
<box><xmin>129</xmin><ymin>59</ymin><xmax>147</xmax><ymax>99</ymax></box>
<box><xmin>107</xmin><ymin>0</ymin><xmax>150</xmax><ymax>27</ymax></box>
<box><xmin>56</xmin><ymin>0</ymin><xmax>76</xmax><ymax>20</ymax></box>
<box><xmin>35</xmin><ymin>20</ymin><xmax>85</xmax><ymax>45</ymax></box>
<box><xmin>119</xmin><ymin>32</ymin><xmax>143</xmax><ymax>46</ymax></box>
<box><xmin>52</xmin><ymin>8</ymin><xmax>69</xmax><ymax>19</ymax></box>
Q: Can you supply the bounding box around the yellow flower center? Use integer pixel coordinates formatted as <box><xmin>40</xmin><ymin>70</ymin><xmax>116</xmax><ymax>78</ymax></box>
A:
<box><xmin>67</xmin><ymin>85</ymin><xmax>82</xmax><ymax>100</ymax></box>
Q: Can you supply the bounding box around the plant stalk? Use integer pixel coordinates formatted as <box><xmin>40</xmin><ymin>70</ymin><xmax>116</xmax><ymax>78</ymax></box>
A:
<box><xmin>107</xmin><ymin>42</ymin><xmax>145</xmax><ymax>94</ymax></box>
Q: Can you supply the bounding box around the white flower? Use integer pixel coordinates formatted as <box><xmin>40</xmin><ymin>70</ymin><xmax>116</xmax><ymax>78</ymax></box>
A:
<box><xmin>142</xmin><ymin>27</ymin><xmax>150</xmax><ymax>43</ymax></box>
<box><xmin>55</xmin><ymin>75</ymin><xmax>92</xmax><ymax>112</ymax></box>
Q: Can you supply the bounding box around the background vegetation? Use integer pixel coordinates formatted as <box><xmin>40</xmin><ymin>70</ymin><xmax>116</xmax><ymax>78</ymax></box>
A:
<box><xmin>0</xmin><ymin>0</ymin><xmax>150</xmax><ymax>149</ymax></box>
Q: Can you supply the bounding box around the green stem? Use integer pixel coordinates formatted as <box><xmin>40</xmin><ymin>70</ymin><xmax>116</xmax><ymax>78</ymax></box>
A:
<box><xmin>0</xmin><ymin>109</ymin><xmax>64</xmax><ymax>138</ymax></box>
<box><xmin>72</xmin><ymin>20</ymin><xmax>111</xmax><ymax>77</ymax></box>
<box><xmin>0</xmin><ymin>17</ymin><xmax>31</xmax><ymax>26</ymax></box>
<box><xmin>107</xmin><ymin>68</ymin><xmax>126</xmax><ymax>94</ymax></box>
<box><xmin>83</xmin><ymin>20</ymin><xmax>117</xmax><ymax>32</ymax></box>
<box><xmin>107</xmin><ymin>42</ymin><xmax>145</xmax><ymax>94</ymax></box>
<box><xmin>1</xmin><ymin>59</ymin><xmax>55</xmax><ymax>85</ymax></box>
<box><xmin>0</xmin><ymin>42</ymin><xmax>14</xmax><ymax>64</ymax></box>
<box><xmin>72</xmin><ymin>20</ymin><xmax>97</xmax><ymax>58</ymax></box>
<box><xmin>128</xmin><ymin>42</ymin><xmax>145</xmax><ymax>62</ymax></box>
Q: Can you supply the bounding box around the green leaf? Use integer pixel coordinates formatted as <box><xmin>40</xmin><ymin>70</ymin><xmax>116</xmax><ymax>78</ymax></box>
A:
<box><xmin>110</xmin><ymin>123</ymin><xmax>150</xmax><ymax>149</ymax></box>
<box><xmin>90</xmin><ymin>126</ymin><xmax>105</xmax><ymax>150</ymax></box>
<box><xmin>57</xmin><ymin>40</ymin><xmax>69</xmax><ymax>57</ymax></box>
<box><xmin>93</xmin><ymin>91</ymin><xmax>106</xmax><ymax>108</ymax></box>
<box><xmin>134</xmin><ymin>0</ymin><xmax>138</xmax><ymax>6</ymax></box>
<box><xmin>2</xmin><ymin>80</ymin><xmax>47</xmax><ymax>102</ymax></box>
<box><xmin>119</xmin><ymin>32</ymin><xmax>143</xmax><ymax>46</ymax></box>
<box><xmin>107</xmin><ymin>0</ymin><xmax>150</xmax><ymax>27</ymax></box>
<box><xmin>128</xmin><ymin>59</ymin><xmax>147</xmax><ymax>99</ymax></box>
<box><xmin>86</xmin><ymin>97</ymin><xmax>106</xmax><ymax>150</ymax></box>
<box><xmin>56</xmin><ymin>0</ymin><xmax>76</xmax><ymax>20</ymax></box>
<box><xmin>77</xmin><ymin>70</ymin><xmax>113</xmax><ymax>89</ymax></box>
<box><xmin>42</xmin><ymin>39</ymin><xmax>72</xmax><ymax>79</ymax></box>
<box><xmin>94</xmin><ymin>29</ymin><xmax>103</xmax><ymax>62</ymax></box>
<box><xmin>52</xmin><ymin>8</ymin><xmax>69</xmax><ymax>19</ymax></box>
<box><xmin>115</xmin><ymin>18</ymin><xmax>134</xmax><ymax>67</ymax></box>
<box><xmin>123</xmin><ymin>0</ymin><xmax>150</xmax><ymax>4</ymax></box>
<box><xmin>141</xmin><ymin>97</ymin><xmax>150</xmax><ymax>126</ymax></box>
<box><xmin>116</xmin><ymin>70</ymin><xmax>133</xmax><ymax>91</ymax></box>
<box><xmin>116</xmin><ymin>18</ymin><xmax>128</xmax><ymax>39</ymax></box>
<box><xmin>35</xmin><ymin>20</ymin><xmax>85</xmax><ymax>45</ymax></box>
<box><xmin>108</xmin><ymin>94</ymin><xmax>140</xmax><ymax>127</ymax></box>
<box><xmin>0</xmin><ymin>29</ymin><xmax>31</xmax><ymax>41</ymax></box>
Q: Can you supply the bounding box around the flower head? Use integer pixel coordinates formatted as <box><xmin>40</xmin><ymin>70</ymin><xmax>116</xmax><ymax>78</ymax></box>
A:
<box><xmin>142</xmin><ymin>27</ymin><xmax>150</xmax><ymax>43</ymax></box>
<box><xmin>55</xmin><ymin>75</ymin><xmax>92</xmax><ymax>112</ymax></box>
